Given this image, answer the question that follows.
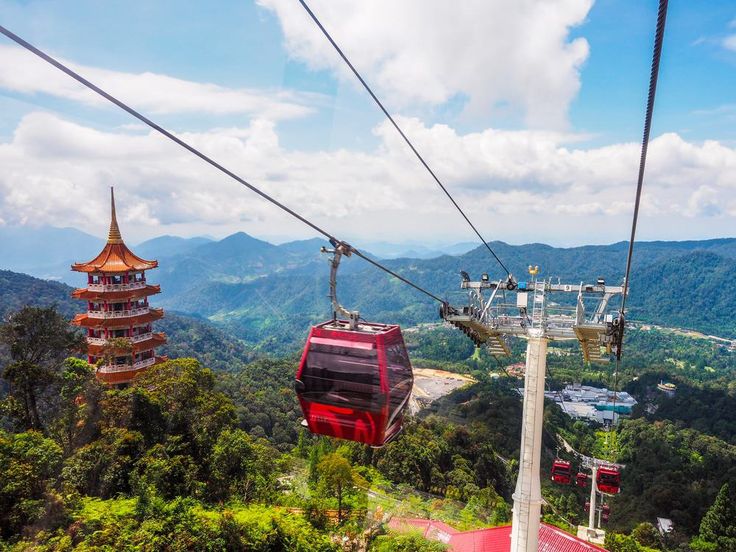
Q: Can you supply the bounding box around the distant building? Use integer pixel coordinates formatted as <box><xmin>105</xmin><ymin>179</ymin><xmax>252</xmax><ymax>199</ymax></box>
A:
<box><xmin>71</xmin><ymin>187</ymin><xmax>166</xmax><ymax>385</ymax></box>
<box><xmin>657</xmin><ymin>381</ymin><xmax>676</xmax><ymax>398</ymax></box>
<box><xmin>388</xmin><ymin>517</ymin><xmax>608</xmax><ymax>551</ymax></box>
<box><xmin>544</xmin><ymin>384</ymin><xmax>637</xmax><ymax>425</ymax></box>
<box><xmin>657</xmin><ymin>517</ymin><xmax>674</xmax><ymax>536</ymax></box>
<box><xmin>506</xmin><ymin>362</ymin><xmax>526</xmax><ymax>377</ymax></box>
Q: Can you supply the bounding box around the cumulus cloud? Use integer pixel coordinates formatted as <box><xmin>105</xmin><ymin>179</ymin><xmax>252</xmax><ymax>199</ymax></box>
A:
<box><xmin>724</xmin><ymin>34</ymin><xmax>736</xmax><ymax>52</ymax></box>
<box><xmin>0</xmin><ymin>45</ymin><xmax>313</xmax><ymax>120</ymax></box>
<box><xmin>258</xmin><ymin>0</ymin><xmax>592</xmax><ymax>129</ymax></box>
<box><xmin>2</xmin><ymin>111</ymin><xmax>736</xmax><ymax>245</ymax></box>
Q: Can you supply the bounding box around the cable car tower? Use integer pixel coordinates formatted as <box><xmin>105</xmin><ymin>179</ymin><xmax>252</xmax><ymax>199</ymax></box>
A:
<box><xmin>441</xmin><ymin>267</ymin><xmax>624</xmax><ymax>552</ymax></box>
<box><xmin>558</xmin><ymin>435</ymin><xmax>625</xmax><ymax>542</ymax></box>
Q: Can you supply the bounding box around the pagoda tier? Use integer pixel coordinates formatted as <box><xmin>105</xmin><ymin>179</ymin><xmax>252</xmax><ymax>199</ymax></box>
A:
<box><xmin>86</xmin><ymin>332</ymin><xmax>167</xmax><ymax>356</ymax></box>
<box><xmin>70</xmin><ymin>187</ymin><xmax>166</xmax><ymax>386</ymax></box>
<box><xmin>95</xmin><ymin>356</ymin><xmax>168</xmax><ymax>386</ymax></box>
<box><xmin>72</xmin><ymin>284</ymin><xmax>161</xmax><ymax>301</ymax></box>
<box><xmin>72</xmin><ymin>308</ymin><xmax>164</xmax><ymax>329</ymax></box>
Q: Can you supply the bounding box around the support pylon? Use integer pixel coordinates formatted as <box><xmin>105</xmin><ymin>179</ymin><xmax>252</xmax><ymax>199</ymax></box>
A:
<box><xmin>589</xmin><ymin>465</ymin><xmax>598</xmax><ymax>530</ymax></box>
<box><xmin>510</xmin><ymin>330</ymin><xmax>548</xmax><ymax>552</ymax></box>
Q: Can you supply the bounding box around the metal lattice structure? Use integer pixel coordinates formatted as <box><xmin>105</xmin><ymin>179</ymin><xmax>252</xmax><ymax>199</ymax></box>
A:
<box><xmin>441</xmin><ymin>268</ymin><xmax>625</xmax><ymax>552</ymax></box>
<box><xmin>441</xmin><ymin>275</ymin><xmax>624</xmax><ymax>362</ymax></box>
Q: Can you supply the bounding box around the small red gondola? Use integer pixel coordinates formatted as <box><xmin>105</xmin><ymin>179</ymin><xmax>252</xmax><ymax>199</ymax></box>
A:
<box><xmin>601</xmin><ymin>504</ymin><xmax>610</xmax><ymax>523</ymax></box>
<box><xmin>551</xmin><ymin>460</ymin><xmax>572</xmax><ymax>485</ymax></box>
<box><xmin>295</xmin><ymin>319</ymin><xmax>414</xmax><ymax>447</ymax></box>
<box><xmin>596</xmin><ymin>466</ymin><xmax>621</xmax><ymax>494</ymax></box>
<box><xmin>576</xmin><ymin>472</ymin><xmax>588</xmax><ymax>487</ymax></box>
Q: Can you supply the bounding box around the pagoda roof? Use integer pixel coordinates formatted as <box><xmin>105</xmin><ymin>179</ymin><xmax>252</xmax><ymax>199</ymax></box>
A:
<box><xmin>72</xmin><ymin>284</ymin><xmax>161</xmax><ymax>301</ymax></box>
<box><xmin>72</xmin><ymin>188</ymin><xmax>158</xmax><ymax>274</ymax></box>
<box><xmin>86</xmin><ymin>332</ymin><xmax>167</xmax><ymax>355</ymax></box>
<box><xmin>72</xmin><ymin>308</ymin><xmax>164</xmax><ymax>329</ymax></box>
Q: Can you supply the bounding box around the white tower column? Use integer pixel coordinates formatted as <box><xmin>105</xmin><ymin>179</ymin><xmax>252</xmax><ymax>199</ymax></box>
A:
<box><xmin>510</xmin><ymin>329</ymin><xmax>548</xmax><ymax>552</ymax></box>
<box><xmin>589</xmin><ymin>465</ymin><xmax>598</xmax><ymax>529</ymax></box>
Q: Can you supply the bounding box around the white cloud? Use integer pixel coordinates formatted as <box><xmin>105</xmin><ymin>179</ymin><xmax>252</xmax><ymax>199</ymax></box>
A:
<box><xmin>723</xmin><ymin>34</ymin><xmax>736</xmax><ymax>52</ymax></box>
<box><xmin>258</xmin><ymin>0</ymin><xmax>592</xmax><ymax>129</ymax></box>
<box><xmin>686</xmin><ymin>185</ymin><xmax>721</xmax><ymax>217</ymax></box>
<box><xmin>0</xmin><ymin>45</ymin><xmax>313</xmax><ymax>120</ymax></box>
<box><xmin>2</xmin><ymin>112</ymin><xmax>736</xmax><ymax>245</ymax></box>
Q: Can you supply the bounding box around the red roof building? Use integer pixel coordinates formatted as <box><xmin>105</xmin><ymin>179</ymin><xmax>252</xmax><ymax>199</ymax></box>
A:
<box><xmin>388</xmin><ymin>517</ymin><xmax>608</xmax><ymax>552</ymax></box>
<box><xmin>71</xmin><ymin>187</ymin><xmax>166</xmax><ymax>385</ymax></box>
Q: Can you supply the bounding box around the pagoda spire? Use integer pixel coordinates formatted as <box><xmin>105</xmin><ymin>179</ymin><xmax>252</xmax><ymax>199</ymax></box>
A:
<box><xmin>108</xmin><ymin>187</ymin><xmax>123</xmax><ymax>244</ymax></box>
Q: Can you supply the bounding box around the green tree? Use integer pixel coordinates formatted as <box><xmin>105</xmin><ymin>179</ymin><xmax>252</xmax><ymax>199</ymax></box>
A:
<box><xmin>0</xmin><ymin>306</ymin><xmax>83</xmax><ymax>431</ymax></box>
<box><xmin>376</xmin><ymin>423</ymin><xmax>447</xmax><ymax>492</ymax></box>
<box><xmin>695</xmin><ymin>483</ymin><xmax>736</xmax><ymax>551</ymax></box>
<box><xmin>131</xmin><ymin>435</ymin><xmax>201</xmax><ymax>500</ymax></box>
<box><xmin>131</xmin><ymin>358</ymin><xmax>237</xmax><ymax>459</ymax></box>
<box><xmin>605</xmin><ymin>532</ymin><xmax>644</xmax><ymax>552</ymax></box>
<box><xmin>0</xmin><ymin>430</ymin><xmax>63</xmax><ymax>538</ymax></box>
<box><xmin>48</xmin><ymin>357</ymin><xmax>102</xmax><ymax>455</ymax></box>
<box><xmin>371</xmin><ymin>532</ymin><xmax>448</xmax><ymax>552</ymax></box>
<box><xmin>317</xmin><ymin>452</ymin><xmax>355</xmax><ymax>523</ymax></box>
<box><xmin>208</xmin><ymin>428</ymin><xmax>278</xmax><ymax>502</ymax></box>
<box><xmin>463</xmin><ymin>486</ymin><xmax>511</xmax><ymax>525</ymax></box>
<box><xmin>446</xmin><ymin>455</ymin><xmax>476</xmax><ymax>501</ymax></box>
<box><xmin>631</xmin><ymin>522</ymin><xmax>661</xmax><ymax>549</ymax></box>
<box><xmin>61</xmin><ymin>427</ymin><xmax>144</xmax><ymax>498</ymax></box>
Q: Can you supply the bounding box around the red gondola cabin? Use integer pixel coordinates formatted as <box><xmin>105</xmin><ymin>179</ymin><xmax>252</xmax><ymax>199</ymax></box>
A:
<box><xmin>551</xmin><ymin>460</ymin><xmax>572</xmax><ymax>485</ymax></box>
<box><xmin>596</xmin><ymin>466</ymin><xmax>621</xmax><ymax>494</ymax></box>
<box><xmin>295</xmin><ymin>320</ymin><xmax>413</xmax><ymax>447</ymax></box>
<box><xmin>601</xmin><ymin>504</ymin><xmax>610</xmax><ymax>523</ymax></box>
<box><xmin>576</xmin><ymin>472</ymin><xmax>588</xmax><ymax>487</ymax></box>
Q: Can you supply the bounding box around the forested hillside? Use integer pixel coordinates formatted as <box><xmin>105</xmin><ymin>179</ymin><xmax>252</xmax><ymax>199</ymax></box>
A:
<box><xmin>148</xmin><ymin>236</ymin><xmax>736</xmax><ymax>347</ymax></box>
<box><xmin>6</xmin><ymin>234</ymin><xmax>736</xmax><ymax>349</ymax></box>
<box><xmin>4</xmin><ymin>267</ymin><xmax>736</xmax><ymax>550</ymax></box>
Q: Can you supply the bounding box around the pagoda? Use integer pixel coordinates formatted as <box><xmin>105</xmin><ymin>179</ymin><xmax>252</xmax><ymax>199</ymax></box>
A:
<box><xmin>71</xmin><ymin>187</ymin><xmax>166</xmax><ymax>385</ymax></box>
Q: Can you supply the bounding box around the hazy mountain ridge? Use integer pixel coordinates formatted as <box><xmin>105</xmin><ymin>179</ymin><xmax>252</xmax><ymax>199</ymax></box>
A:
<box><xmin>134</xmin><ymin>235</ymin><xmax>213</xmax><ymax>260</ymax></box>
<box><xmin>156</xmin><ymin>237</ymin><xmax>736</xmax><ymax>344</ymax></box>
<box><xmin>6</xmin><ymin>226</ymin><xmax>736</xmax><ymax>345</ymax></box>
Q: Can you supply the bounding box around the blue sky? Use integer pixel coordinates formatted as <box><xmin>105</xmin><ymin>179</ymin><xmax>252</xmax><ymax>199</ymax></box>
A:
<box><xmin>0</xmin><ymin>0</ymin><xmax>735</xmax><ymax>246</ymax></box>
<box><xmin>569</xmin><ymin>0</ymin><xmax>736</xmax><ymax>146</ymax></box>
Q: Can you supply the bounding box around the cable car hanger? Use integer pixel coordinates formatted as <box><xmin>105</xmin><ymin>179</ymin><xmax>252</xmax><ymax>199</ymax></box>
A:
<box><xmin>321</xmin><ymin>239</ymin><xmax>360</xmax><ymax>330</ymax></box>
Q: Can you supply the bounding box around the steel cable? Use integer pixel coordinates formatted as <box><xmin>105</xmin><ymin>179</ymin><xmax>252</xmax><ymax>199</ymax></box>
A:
<box><xmin>620</xmin><ymin>0</ymin><xmax>669</xmax><ymax>314</ymax></box>
<box><xmin>298</xmin><ymin>0</ymin><xmax>512</xmax><ymax>278</ymax></box>
<box><xmin>0</xmin><ymin>24</ymin><xmax>445</xmax><ymax>306</ymax></box>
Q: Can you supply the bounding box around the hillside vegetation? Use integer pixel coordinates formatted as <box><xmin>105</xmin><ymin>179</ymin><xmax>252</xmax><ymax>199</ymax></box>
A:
<box><xmin>3</xmin><ymin>267</ymin><xmax>736</xmax><ymax>550</ymax></box>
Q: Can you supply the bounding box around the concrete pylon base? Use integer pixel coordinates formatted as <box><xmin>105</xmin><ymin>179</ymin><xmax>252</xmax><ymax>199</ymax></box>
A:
<box><xmin>577</xmin><ymin>526</ymin><xmax>606</xmax><ymax>545</ymax></box>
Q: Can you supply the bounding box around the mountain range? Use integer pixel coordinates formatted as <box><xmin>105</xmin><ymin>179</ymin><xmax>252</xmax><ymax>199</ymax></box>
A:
<box><xmin>153</xmin><ymin>236</ymin><xmax>736</xmax><ymax>348</ymax></box>
<box><xmin>0</xmin><ymin>226</ymin><xmax>479</xmax><ymax>284</ymax></box>
<box><xmin>3</xmin><ymin>225</ymin><xmax>736</xmax><ymax>349</ymax></box>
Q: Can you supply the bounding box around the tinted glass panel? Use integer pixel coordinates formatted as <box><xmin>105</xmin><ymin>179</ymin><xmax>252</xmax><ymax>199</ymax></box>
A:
<box><xmin>386</xmin><ymin>342</ymin><xmax>413</xmax><ymax>423</ymax></box>
<box><xmin>301</xmin><ymin>342</ymin><xmax>382</xmax><ymax>411</ymax></box>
